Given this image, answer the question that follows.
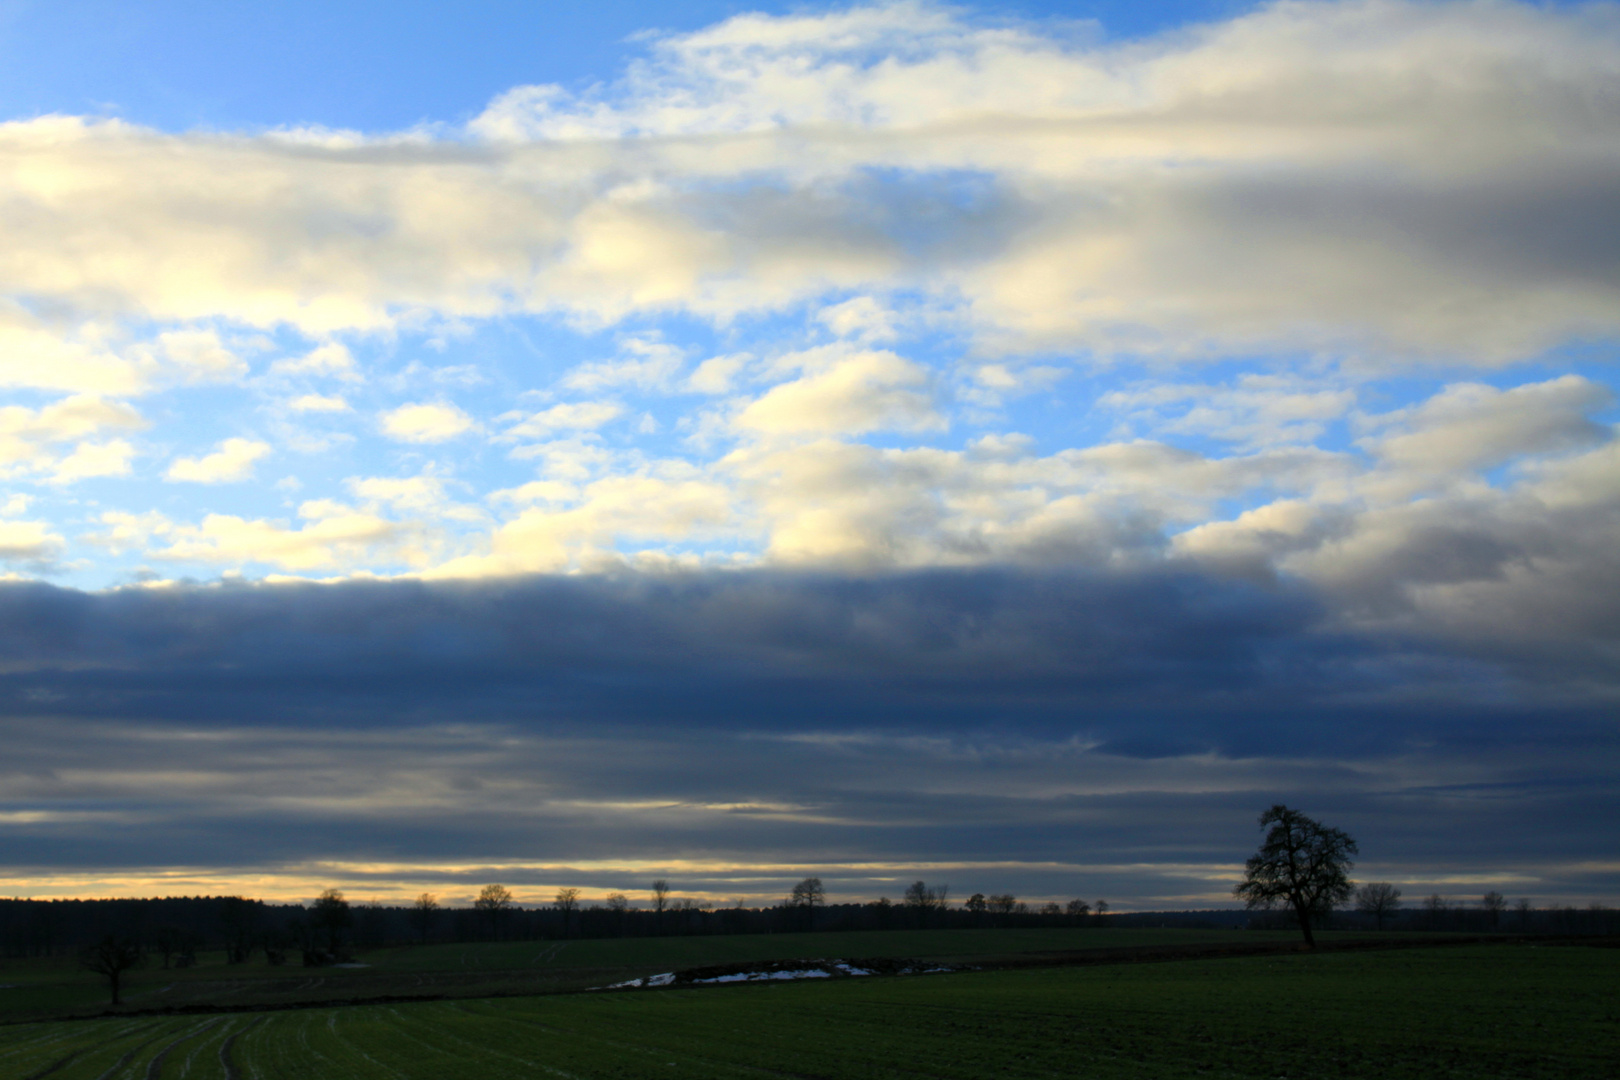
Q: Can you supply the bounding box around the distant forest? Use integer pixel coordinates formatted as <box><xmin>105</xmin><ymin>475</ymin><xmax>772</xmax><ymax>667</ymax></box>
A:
<box><xmin>4</xmin><ymin>886</ymin><xmax>1616</xmax><ymax>964</ymax></box>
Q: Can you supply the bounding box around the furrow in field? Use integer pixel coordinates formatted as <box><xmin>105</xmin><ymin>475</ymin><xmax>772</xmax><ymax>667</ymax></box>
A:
<box><xmin>216</xmin><ymin>1016</ymin><xmax>264</xmax><ymax>1080</ymax></box>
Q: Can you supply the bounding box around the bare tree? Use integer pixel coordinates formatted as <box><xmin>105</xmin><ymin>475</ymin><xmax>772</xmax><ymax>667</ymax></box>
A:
<box><xmin>788</xmin><ymin>877</ymin><xmax>825</xmax><ymax>930</ymax></box>
<box><xmin>965</xmin><ymin>893</ymin><xmax>987</xmax><ymax>924</ymax></box>
<box><xmin>475</xmin><ymin>884</ymin><xmax>514</xmax><ymax>940</ymax></box>
<box><xmin>1066</xmin><ymin>899</ymin><xmax>1091</xmax><ymax>921</ymax></box>
<box><xmin>1093</xmin><ymin>900</ymin><xmax>1109</xmax><ymax>924</ymax></box>
<box><xmin>1515</xmin><ymin>897</ymin><xmax>1533</xmax><ymax>931</ymax></box>
<box><xmin>789</xmin><ymin>877</ymin><xmax>825</xmax><ymax>908</ymax></box>
<box><xmin>409</xmin><ymin>893</ymin><xmax>439</xmax><ymax>945</ymax></box>
<box><xmin>1233</xmin><ymin>804</ymin><xmax>1357</xmax><ymax>948</ymax></box>
<box><xmin>1040</xmin><ymin>902</ymin><xmax>1063</xmax><ymax>916</ymax></box>
<box><xmin>903</xmin><ymin>881</ymin><xmax>946</xmax><ymax>926</ymax></box>
<box><xmin>1481</xmin><ymin>891</ymin><xmax>1506</xmax><ymax>929</ymax></box>
<box><xmin>988</xmin><ymin>894</ymin><xmax>1018</xmax><ymax>918</ymax></box>
<box><xmin>1355</xmin><ymin>882</ymin><xmax>1402</xmax><ymax>931</ymax></box>
<box><xmin>1423</xmin><ymin>893</ymin><xmax>1448</xmax><ymax>930</ymax></box>
<box><xmin>81</xmin><ymin>935</ymin><xmax>143</xmax><ymax>1005</ymax></box>
<box><xmin>555</xmin><ymin>888</ymin><xmax>581</xmax><ymax>937</ymax></box>
<box><xmin>312</xmin><ymin>888</ymin><xmax>352</xmax><ymax>954</ymax></box>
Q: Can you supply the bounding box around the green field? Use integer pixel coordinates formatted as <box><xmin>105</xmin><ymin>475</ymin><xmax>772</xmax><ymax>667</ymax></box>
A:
<box><xmin>0</xmin><ymin>927</ymin><xmax>1297</xmax><ymax>1021</ymax></box>
<box><xmin>1</xmin><ymin>942</ymin><xmax>1612</xmax><ymax>1078</ymax></box>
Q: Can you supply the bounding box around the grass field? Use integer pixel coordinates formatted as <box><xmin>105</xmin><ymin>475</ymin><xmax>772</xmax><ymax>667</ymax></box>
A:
<box><xmin>0</xmin><ymin>927</ymin><xmax>1311</xmax><ymax>1021</ymax></box>
<box><xmin>0</xmin><ymin>942</ymin><xmax>1613</xmax><ymax>1078</ymax></box>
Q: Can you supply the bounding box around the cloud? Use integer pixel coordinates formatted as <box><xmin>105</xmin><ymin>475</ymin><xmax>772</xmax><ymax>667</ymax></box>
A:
<box><xmin>685</xmin><ymin>353</ymin><xmax>751</xmax><ymax>395</ymax></box>
<box><xmin>0</xmin><ymin>3</ymin><xmax>1611</xmax><ymax>358</ymax></box>
<box><xmin>166</xmin><ymin>437</ymin><xmax>272</xmax><ymax>483</ymax></box>
<box><xmin>381</xmin><ymin>402</ymin><xmax>476</xmax><ymax>443</ymax></box>
<box><xmin>0</xmin><ymin>519</ymin><xmax>63</xmax><ymax>566</ymax></box>
<box><xmin>1360</xmin><ymin>375</ymin><xmax>1612</xmax><ymax>480</ymax></box>
<box><xmin>288</xmin><ymin>393</ymin><xmax>350</xmax><ymax>413</ymax></box>
<box><xmin>0</xmin><ymin>395</ymin><xmax>147</xmax><ymax>483</ymax></box>
<box><xmin>504</xmin><ymin>401</ymin><xmax>624</xmax><ymax>440</ymax></box>
<box><xmin>735</xmin><ymin>348</ymin><xmax>944</xmax><ymax>436</ymax></box>
<box><xmin>430</xmin><ymin>472</ymin><xmax>735</xmax><ymax>577</ymax></box>
<box><xmin>152</xmin><ymin>502</ymin><xmax>422</xmax><ymax>571</ymax></box>
<box><xmin>561</xmin><ymin>338</ymin><xmax>684</xmax><ymax>393</ymax></box>
<box><xmin>0</xmin><ymin>570</ymin><xmax>1611</xmax><ymax>901</ymax></box>
<box><xmin>271</xmin><ymin>342</ymin><xmax>361</xmax><ymax>381</ymax></box>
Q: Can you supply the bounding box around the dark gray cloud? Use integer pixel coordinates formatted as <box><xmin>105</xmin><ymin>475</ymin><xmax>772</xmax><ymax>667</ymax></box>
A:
<box><xmin>0</xmin><ymin>568</ymin><xmax>1614</xmax><ymax>905</ymax></box>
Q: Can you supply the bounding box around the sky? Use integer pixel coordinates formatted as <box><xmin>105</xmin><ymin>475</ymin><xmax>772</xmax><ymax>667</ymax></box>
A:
<box><xmin>0</xmin><ymin>0</ymin><xmax>1616</xmax><ymax>911</ymax></box>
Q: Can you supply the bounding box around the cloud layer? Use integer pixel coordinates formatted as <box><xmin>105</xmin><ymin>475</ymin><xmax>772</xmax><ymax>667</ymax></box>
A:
<box><xmin>0</xmin><ymin>1</ymin><xmax>1615</xmax><ymax>905</ymax></box>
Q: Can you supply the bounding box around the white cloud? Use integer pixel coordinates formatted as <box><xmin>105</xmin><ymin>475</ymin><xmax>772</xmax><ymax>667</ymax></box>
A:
<box><xmin>49</xmin><ymin>439</ymin><xmax>137</xmax><ymax>483</ymax></box>
<box><xmin>0</xmin><ymin>3</ymin><xmax>1611</xmax><ymax>358</ymax></box>
<box><xmin>561</xmin><ymin>338</ymin><xmax>684</xmax><ymax>392</ymax></box>
<box><xmin>685</xmin><ymin>353</ymin><xmax>751</xmax><ymax>395</ymax></box>
<box><xmin>288</xmin><ymin>394</ymin><xmax>350</xmax><ymax>413</ymax></box>
<box><xmin>429</xmin><ymin>472</ymin><xmax>735</xmax><ymax>578</ymax></box>
<box><xmin>735</xmin><ymin>349</ymin><xmax>943</xmax><ymax>436</ymax></box>
<box><xmin>272</xmin><ymin>343</ymin><xmax>361</xmax><ymax>381</ymax></box>
<box><xmin>166</xmin><ymin>438</ymin><xmax>272</xmax><ymax>484</ymax></box>
<box><xmin>504</xmin><ymin>401</ymin><xmax>623</xmax><ymax>439</ymax></box>
<box><xmin>347</xmin><ymin>474</ymin><xmax>488</xmax><ymax>524</ymax></box>
<box><xmin>381</xmin><ymin>402</ymin><xmax>475</xmax><ymax>443</ymax></box>
<box><xmin>0</xmin><ymin>519</ymin><xmax>63</xmax><ymax>564</ymax></box>
<box><xmin>818</xmin><ymin>297</ymin><xmax>898</xmax><ymax>344</ymax></box>
<box><xmin>1360</xmin><ymin>375</ymin><xmax>1611</xmax><ymax>478</ymax></box>
<box><xmin>145</xmin><ymin>329</ymin><xmax>246</xmax><ymax>383</ymax></box>
<box><xmin>154</xmin><ymin>502</ymin><xmax>424</xmax><ymax>571</ymax></box>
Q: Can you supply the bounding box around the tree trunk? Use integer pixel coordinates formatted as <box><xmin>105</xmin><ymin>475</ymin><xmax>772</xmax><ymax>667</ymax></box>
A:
<box><xmin>1293</xmin><ymin>901</ymin><xmax>1316</xmax><ymax>947</ymax></box>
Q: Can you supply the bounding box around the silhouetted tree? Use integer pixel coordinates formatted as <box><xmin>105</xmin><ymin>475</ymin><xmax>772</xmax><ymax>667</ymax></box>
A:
<box><xmin>1066</xmin><ymin>899</ymin><xmax>1091</xmax><ymax>922</ymax></box>
<box><xmin>475</xmin><ymin>885</ymin><xmax>514</xmax><ymax>940</ymax></box>
<box><xmin>80</xmin><ymin>935</ymin><xmax>143</xmax><ymax>1005</ymax></box>
<box><xmin>965</xmin><ymin>893</ymin><xmax>987</xmax><ymax>925</ymax></box>
<box><xmin>1515</xmin><ymin>897</ymin><xmax>1533</xmax><ymax>931</ymax></box>
<box><xmin>788</xmin><ymin>878</ymin><xmax>825</xmax><ymax>930</ymax></box>
<box><xmin>1482</xmin><ymin>891</ymin><xmax>1506</xmax><ymax>929</ymax></box>
<box><xmin>1355</xmin><ymin>882</ymin><xmax>1402</xmax><ymax>930</ymax></box>
<box><xmin>312</xmin><ymin>889</ymin><xmax>352</xmax><ymax>953</ymax></box>
<box><xmin>1423</xmin><ymin>893</ymin><xmax>1448</xmax><ymax>930</ymax></box>
<box><xmin>409</xmin><ymin>893</ymin><xmax>439</xmax><ymax>945</ymax></box>
<box><xmin>1093</xmin><ymin>900</ymin><xmax>1109</xmax><ymax>925</ymax></box>
<box><xmin>650</xmin><ymin>880</ymin><xmax>670</xmax><ymax>932</ymax></box>
<box><xmin>555</xmin><ymin>888</ymin><xmax>581</xmax><ymax>937</ymax></box>
<box><xmin>1233</xmin><ymin>804</ymin><xmax>1357</xmax><ymax>947</ymax></box>
<box><xmin>902</xmin><ymin>881</ymin><xmax>947</xmax><ymax>927</ymax></box>
<box><xmin>988</xmin><ymin>894</ymin><xmax>1017</xmax><ymax>922</ymax></box>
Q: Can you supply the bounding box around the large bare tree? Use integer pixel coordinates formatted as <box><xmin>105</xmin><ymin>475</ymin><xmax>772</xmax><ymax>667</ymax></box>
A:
<box><xmin>1234</xmin><ymin>804</ymin><xmax>1357</xmax><ymax>947</ymax></box>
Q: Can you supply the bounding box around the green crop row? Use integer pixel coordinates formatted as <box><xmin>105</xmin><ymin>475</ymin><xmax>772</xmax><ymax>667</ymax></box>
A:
<box><xmin>2</xmin><ymin>943</ymin><xmax>1611</xmax><ymax>1079</ymax></box>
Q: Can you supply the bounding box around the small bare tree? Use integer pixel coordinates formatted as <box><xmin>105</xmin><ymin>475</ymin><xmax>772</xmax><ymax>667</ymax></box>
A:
<box><xmin>1066</xmin><ymin>899</ymin><xmax>1091</xmax><ymax>921</ymax></box>
<box><xmin>1481</xmin><ymin>891</ymin><xmax>1507</xmax><ymax>929</ymax></box>
<box><xmin>312</xmin><ymin>888</ymin><xmax>352</xmax><ymax>955</ymax></box>
<box><xmin>475</xmin><ymin>884</ymin><xmax>514</xmax><ymax>940</ymax></box>
<box><xmin>788</xmin><ymin>877</ymin><xmax>825</xmax><ymax>930</ymax></box>
<box><xmin>1423</xmin><ymin>893</ymin><xmax>1448</xmax><ymax>930</ymax></box>
<box><xmin>1355</xmin><ymin>882</ymin><xmax>1402</xmax><ymax>931</ymax></box>
<box><xmin>555</xmin><ymin>887</ymin><xmax>581</xmax><ymax>937</ymax></box>
<box><xmin>409</xmin><ymin>893</ymin><xmax>439</xmax><ymax>945</ymax></box>
<box><xmin>81</xmin><ymin>935</ymin><xmax>143</xmax><ymax>1005</ymax></box>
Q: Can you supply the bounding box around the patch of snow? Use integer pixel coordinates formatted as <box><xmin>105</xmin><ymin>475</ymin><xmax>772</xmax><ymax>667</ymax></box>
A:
<box><xmin>694</xmin><ymin>968</ymin><xmax>832</xmax><ymax>984</ymax></box>
<box><xmin>833</xmin><ymin>963</ymin><xmax>874</xmax><ymax>976</ymax></box>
